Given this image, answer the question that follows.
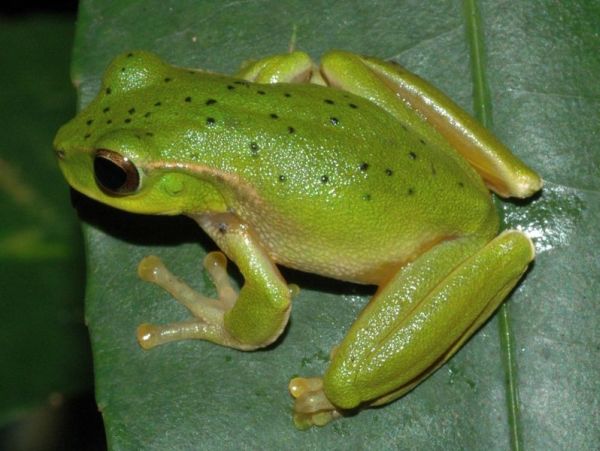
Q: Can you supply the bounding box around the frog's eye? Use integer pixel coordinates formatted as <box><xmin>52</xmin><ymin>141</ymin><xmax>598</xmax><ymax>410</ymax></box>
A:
<box><xmin>94</xmin><ymin>149</ymin><xmax>140</xmax><ymax>196</ymax></box>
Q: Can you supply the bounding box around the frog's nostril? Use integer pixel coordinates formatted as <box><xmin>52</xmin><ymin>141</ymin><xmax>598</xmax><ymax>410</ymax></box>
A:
<box><xmin>55</xmin><ymin>149</ymin><xmax>66</xmax><ymax>160</ymax></box>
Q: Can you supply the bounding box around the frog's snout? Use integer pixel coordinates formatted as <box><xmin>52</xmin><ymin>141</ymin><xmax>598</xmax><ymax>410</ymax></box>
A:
<box><xmin>55</xmin><ymin>149</ymin><xmax>66</xmax><ymax>160</ymax></box>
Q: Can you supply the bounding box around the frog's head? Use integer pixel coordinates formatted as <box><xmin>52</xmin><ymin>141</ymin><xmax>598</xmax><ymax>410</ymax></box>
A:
<box><xmin>53</xmin><ymin>51</ymin><xmax>227</xmax><ymax>216</ymax></box>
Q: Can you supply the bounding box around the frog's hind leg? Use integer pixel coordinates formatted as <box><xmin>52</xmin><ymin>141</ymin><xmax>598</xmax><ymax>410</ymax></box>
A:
<box><xmin>319</xmin><ymin>51</ymin><xmax>542</xmax><ymax>198</ymax></box>
<box><xmin>290</xmin><ymin>230</ymin><xmax>535</xmax><ymax>429</ymax></box>
<box><xmin>237</xmin><ymin>50</ymin><xmax>541</xmax><ymax>198</ymax></box>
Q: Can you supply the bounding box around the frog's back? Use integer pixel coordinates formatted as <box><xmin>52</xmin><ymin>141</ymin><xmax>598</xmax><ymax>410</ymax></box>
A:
<box><xmin>78</xmin><ymin>52</ymin><xmax>498</xmax><ymax>284</ymax></box>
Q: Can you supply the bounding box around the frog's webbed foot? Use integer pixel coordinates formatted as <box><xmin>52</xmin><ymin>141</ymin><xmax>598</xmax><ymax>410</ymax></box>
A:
<box><xmin>288</xmin><ymin>377</ymin><xmax>342</xmax><ymax>429</ymax></box>
<box><xmin>136</xmin><ymin>251</ymin><xmax>250</xmax><ymax>350</ymax></box>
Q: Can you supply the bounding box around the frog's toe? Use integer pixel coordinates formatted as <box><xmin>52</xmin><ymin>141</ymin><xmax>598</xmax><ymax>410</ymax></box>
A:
<box><xmin>202</xmin><ymin>251</ymin><xmax>238</xmax><ymax>308</ymax></box>
<box><xmin>137</xmin><ymin>253</ymin><xmax>234</xmax><ymax>320</ymax></box>
<box><xmin>289</xmin><ymin>377</ymin><xmax>341</xmax><ymax>429</ymax></box>
<box><xmin>136</xmin><ymin>319</ymin><xmax>224</xmax><ymax>350</ymax></box>
<box><xmin>136</xmin><ymin>322</ymin><xmax>162</xmax><ymax>349</ymax></box>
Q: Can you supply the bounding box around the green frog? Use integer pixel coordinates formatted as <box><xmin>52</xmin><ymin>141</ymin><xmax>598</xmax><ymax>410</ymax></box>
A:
<box><xmin>53</xmin><ymin>50</ymin><xmax>542</xmax><ymax>428</ymax></box>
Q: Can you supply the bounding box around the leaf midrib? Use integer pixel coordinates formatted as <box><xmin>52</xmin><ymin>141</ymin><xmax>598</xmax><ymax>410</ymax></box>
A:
<box><xmin>463</xmin><ymin>1</ymin><xmax>523</xmax><ymax>450</ymax></box>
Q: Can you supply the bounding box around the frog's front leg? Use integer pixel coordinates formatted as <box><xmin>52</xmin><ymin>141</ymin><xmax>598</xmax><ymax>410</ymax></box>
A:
<box><xmin>290</xmin><ymin>230</ymin><xmax>534</xmax><ymax>429</ymax></box>
<box><xmin>136</xmin><ymin>213</ymin><xmax>293</xmax><ymax>351</ymax></box>
<box><xmin>237</xmin><ymin>51</ymin><xmax>326</xmax><ymax>85</ymax></box>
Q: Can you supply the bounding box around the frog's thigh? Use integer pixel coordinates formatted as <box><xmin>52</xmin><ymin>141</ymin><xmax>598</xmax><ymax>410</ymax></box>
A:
<box><xmin>137</xmin><ymin>216</ymin><xmax>292</xmax><ymax>351</ymax></box>
<box><xmin>324</xmin><ymin>231</ymin><xmax>533</xmax><ymax>413</ymax></box>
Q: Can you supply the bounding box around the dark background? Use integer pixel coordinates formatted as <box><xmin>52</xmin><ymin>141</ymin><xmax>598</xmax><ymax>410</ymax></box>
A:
<box><xmin>2</xmin><ymin>1</ymin><xmax>77</xmax><ymax>15</ymax></box>
<box><xmin>1</xmin><ymin>2</ymin><xmax>107</xmax><ymax>450</ymax></box>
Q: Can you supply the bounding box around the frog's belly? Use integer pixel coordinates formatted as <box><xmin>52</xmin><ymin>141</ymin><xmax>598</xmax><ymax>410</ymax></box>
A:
<box><xmin>244</xmin><ymin>195</ymin><xmax>496</xmax><ymax>285</ymax></box>
<box><xmin>253</xmin><ymin>220</ymin><xmax>451</xmax><ymax>286</ymax></box>
<box><xmin>273</xmin><ymin>238</ymin><xmax>448</xmax><ymax>286</ymax></box>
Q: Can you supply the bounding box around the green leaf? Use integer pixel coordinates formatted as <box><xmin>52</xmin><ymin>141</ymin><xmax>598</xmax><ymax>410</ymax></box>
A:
<box><xmin>71</xmin><ymin>1</ymin><xmax>599</xmax><ymax>448</ymax></box>
<box><xmin>0</xmin><ymin>17</ymin><xmax>92</xmax><ymax>425</ymax></box>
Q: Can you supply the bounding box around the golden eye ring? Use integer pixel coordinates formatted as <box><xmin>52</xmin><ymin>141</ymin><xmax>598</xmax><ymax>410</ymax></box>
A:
<box><xmin>93</xmin><ymin>149</ymin><xmax>140</xmax><ymax>196</ymax></box>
